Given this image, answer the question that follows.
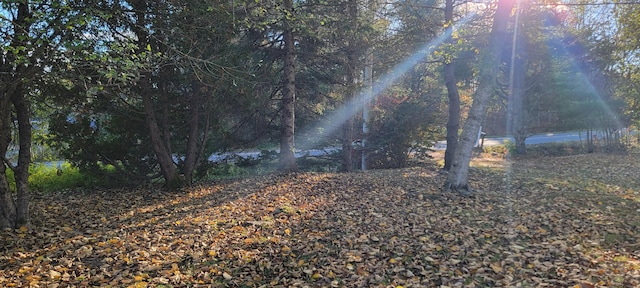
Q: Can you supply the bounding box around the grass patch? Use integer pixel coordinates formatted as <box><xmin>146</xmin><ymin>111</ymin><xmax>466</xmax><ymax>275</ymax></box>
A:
<box><xmin>5</xmin><ymin>162</ymin><xmax>114</xmax><ymax>193</ymax></box>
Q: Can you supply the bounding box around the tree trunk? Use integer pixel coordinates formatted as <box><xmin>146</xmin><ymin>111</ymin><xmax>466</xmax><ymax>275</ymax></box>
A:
<box><xmin>130</xmin><ymin>0</ymin><xmax>181</xmax><ymax>189</ymax></box>
<box><xmin>279</xmin><ymin>0</ymin><xmax>298</xmax><ymax>172</ymax></box>
<box><xmin>341</xmin><ymin>0</ymin><xmax>359</xmax><ymax>172</ymax></box>
<box><xmin>511</xmin><ymin>17</ymin><xmax>527</xmax><ymax>155</ymax></box>
<box><xmin>443</xmin><ymin>0</ymin><xmax>461</xmax><ymax>171</ymax></box>
<box><xmin>183</xmin><ymin>80</ymin><xmax>203</xmax><ymax>184</ymax></box>
<box><xmin>141</xmin><ymin>89</ymin><xmax>181</xmax><ymax>188</ymax></box>
<box><xmin>0</xmin><ymin>96</ymin><xmax>17</xmax><ymax>229</ymax></box>
<box><xmin>12</xmin><ymin>88</ymin><xmax>31</xmax><ymax>228</ymax></box>
<box><xmin>443</xmin><ymin>0</ymin><xmax>514</xmax><ymax>195</ymax></box>
<box><xmin>0</xmin><ymin>1</ymin><xmax>32</xmax><ymax>229</ymax></box>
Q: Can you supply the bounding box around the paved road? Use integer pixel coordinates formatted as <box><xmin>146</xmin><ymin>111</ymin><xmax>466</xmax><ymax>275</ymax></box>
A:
<box><xmin>487</xmin><ymin>131</ymin><xmax>591</xmax><ymax>145</ymax></box>
<box><xmin>212</xmin><ymin>131</ymin><xmax>609</xmax><ymax>160</ymax></box>
<box><xmin>434</xmin><ymin>131</ymin><xmax>604</xmax><ymax>150</ymax></box>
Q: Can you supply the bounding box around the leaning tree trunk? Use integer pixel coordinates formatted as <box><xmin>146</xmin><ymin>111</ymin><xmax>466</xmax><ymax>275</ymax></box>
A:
<box><xmin>130</xmin><ymin>1</ymin><xmax>180</xmax><ymax>189</ymax></box>
<box><xmin>278</xmin><ymin>0</ymin><xmax>298</xmax><ymax>172</ymax></box>
<box><xmin>141</xmin><ymin>89</ymin><xmax>181</xmax><ymax>189</ymax></box>
<box><xmin>443</xmin><ymin>0</ymin><xmax>514</xmax><ymax>195</ymax></box>
<box><xmin>443</xmin><ymin>0</ymin><xmax>461</xmax><ymax>171</ymax></box>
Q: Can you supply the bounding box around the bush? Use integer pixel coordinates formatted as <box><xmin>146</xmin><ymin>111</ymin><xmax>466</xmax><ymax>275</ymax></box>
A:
<box><xmin>367</xmin><ymin>98</ymin><xmax>438</xmax><ymax>169</ymax></box>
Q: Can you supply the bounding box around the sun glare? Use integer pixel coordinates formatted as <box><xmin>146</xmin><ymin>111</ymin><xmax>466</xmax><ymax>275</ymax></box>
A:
<box><xmin>297</xmin><ymin>14</ymin><xmax>478</xmax><ymax>151</ymax></box>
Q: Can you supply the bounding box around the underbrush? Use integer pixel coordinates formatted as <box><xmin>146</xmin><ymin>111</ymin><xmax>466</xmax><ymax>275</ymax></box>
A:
<box><xmin>5</xmin><ymin>162</ymin><xmax>113</xmax><ymax>193</ymax></box>
<box><xmin>482</xmin><ymin>140</ymin><xmax>631</xmax><ymax>157</ymax></box>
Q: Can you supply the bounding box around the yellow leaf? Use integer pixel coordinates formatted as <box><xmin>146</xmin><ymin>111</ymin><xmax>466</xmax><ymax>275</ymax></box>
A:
<box><xmin>311</xmin><ymin>272</ymin><xmax>322</xmax><ymax>279</ymax></box>
<box><xmin>284</xmin><ymin>228</ymin><xmax>291</xmax><ymax>235</ymax></box>
<box><xmin>435</xmin><ymin>245</ymin><xmax>442</xmax><ymax>251</ymax></box>
<box><xmin>515</xmin><ymin>224</ymin><xmax>528</xmax><ymax>233</ymax></box>
<box><xmin>19</xmin><ymin>226</ymin><xmax>28</xmax><ymax>233</ymax></box>
<box><xmin>49</xmin><ymin>270</ymin><xmax>61</xmax><ymax>280</ymax></box>
<box><xmin>208</xmin><ymin>250</ymin><xmax>217</xmax><ymax>257</ymax></box>
<box><xmin>490</xmin><ymin>263</ymin><xmax>503</xmax><ymax>273</ymax></box>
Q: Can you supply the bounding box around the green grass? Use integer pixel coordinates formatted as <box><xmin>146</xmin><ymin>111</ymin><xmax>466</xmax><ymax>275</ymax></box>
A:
<box><xmin>5</xmin><ymin>162</ymin><xmax>113</xmax><ymax>193</ymax></box>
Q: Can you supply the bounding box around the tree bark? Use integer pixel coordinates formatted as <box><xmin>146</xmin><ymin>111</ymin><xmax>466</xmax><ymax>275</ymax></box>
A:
<box><xmin>341</xmin><ymin>0</ymin><xmax>359</xmax><ymax>172</ymax></box>
<box><xmin>0</xmin><ymin>96</ymin><xmax>17</xmax><ymax>229</ymax></box>
<box><xmin>443</xmin><ymin>0</ymin><xmax>461</xmax><ymax>171</ymax></box>
<box><xmin>140</xmin><ymin>86</ymin><xmax>181</xmax><ymax>189</ymax></box>
<box><xmin>183</xmin><ymin>80</ymin><xmax>203</xmax><ymax>184</ymax></box>
<box><xmin>443</xmin><ymin>0</ymin><xmax>514</xmax><ymax>195</ymax></box>
<box><xmin>0</xmin><ymin>1</ymin><xmax>32</xmax><ymax>229</ymax></box>
<box><xmin>511</xmin><ymin>14</ymin><xmax>527</xmax><ymax>155</ymax></box>
<box><xmin>130</xmin><ymin>0</ymin><xmax>181</xmax><ymax>188</ymax></box>
<box><xmin>12</xmin><ymin>87</ymin><xmax>32</xmax><ymax>228</ymax></box>
<box><xmin>279</xmin><ymin>0</ymin><xmax>298</xmax><ymax>172</ymax></box>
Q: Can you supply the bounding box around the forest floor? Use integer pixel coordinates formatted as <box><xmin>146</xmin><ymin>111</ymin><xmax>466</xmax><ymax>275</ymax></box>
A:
<box><xmin>2</xmin><ymin>153</ymin><xmax>640</xmax><ymax>287</ymax></box>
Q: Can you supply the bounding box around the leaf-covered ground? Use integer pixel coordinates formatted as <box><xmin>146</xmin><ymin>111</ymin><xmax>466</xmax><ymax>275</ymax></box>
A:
<box><xmin>2</xmin><ymin>154</ymin><xmax>640</xmax><ymax>287</ymax></box>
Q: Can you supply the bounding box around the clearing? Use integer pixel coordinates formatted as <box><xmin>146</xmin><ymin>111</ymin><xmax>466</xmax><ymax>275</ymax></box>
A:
<box><xmin>1</xmin><ymin>153</ymin><xmax>640</xmax><ymax>287</ymax></box>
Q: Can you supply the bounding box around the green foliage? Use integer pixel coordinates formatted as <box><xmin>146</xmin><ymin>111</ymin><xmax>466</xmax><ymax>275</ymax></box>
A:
<box><xmin>5</xmin><ymin>162</ymin><xmax>114</xmax><ymax>193</ymax></box>
<box><xmin>503</xmin><ymin>140</ymin><xmax>516</xmax><ymax>154</ymax></box>
<box><xmin>367</xmin><ymin>95</ymin><xmax>439</xmax><ymax>169</ymax></box>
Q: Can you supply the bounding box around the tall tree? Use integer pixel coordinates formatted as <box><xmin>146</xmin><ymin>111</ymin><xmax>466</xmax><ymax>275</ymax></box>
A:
<box><xmin>278</xmin><ymin>0</ymin><xmax>298</xmax><ymax>171</ymax></box>
<box><xmin>508</xmin><ymin>1</ymin><xmax>527</xmax><ymax>154</ymax></box>
<box><xmin>0</xmin><ymin>0</ymin><xmax>84</xmax><ymax>228</ymax></box>
<box><xmin>443</xmin><ymin>0</ymin><xmax>461</xmax><ymax>170</ymax></box>
<box><xmin>443</xmin><ymin>0</ymin><xmax>514</xmax><ymax>195</ymax></box>
<box><xmin>341</xmin><ymin>0</ymin><xmax>360</xmax><ymax>172</ymax></box>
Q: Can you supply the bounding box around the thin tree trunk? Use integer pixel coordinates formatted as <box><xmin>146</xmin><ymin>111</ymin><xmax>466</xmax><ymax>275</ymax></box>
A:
<box><xmin>443</xmin><ymin>0</ymin><xmax>514</xmax><ymax>195</ymax></box>
<box><xmin>511</xmin><ymin>15</ymin><xmax>527</xmax><ymax>155</ymax></box>
<box><xmin>341</xmin><ymin>0</ymin><xmax>359</xmax><ymax>172</ymax></box>
<box><xmin>0</xmin><ymin>96</ymin><xmax>17</xmax><ymax>229</ymax></box>
<box><xmin>141</xmin><ymin>87</ymin><xmax>181</xmax><ymax>188</ymax></box>
<box><xmin>279</xmin><ymin>0</ymin><xmax>298</xmax><ymax>172</ymax></box>
<box><xmin>512</xmin><ymin>55</ymin><xmax>527</xmax><ymax>154</ymax></box>
<box><xmin>130</xmin><ymin>0</ymin><xmax>180</xmax><ymax>188</ymax></box>
<box><xmin>159</xmin><ymin>71</ymin><xmax>172</xmax><ymax>154</ymax></box>
<box><xmin>183</xmin><ymin>80</ymin><xmax>202</xmax><ymax>184</ymax></box>
<box><xmin>12</xmin><ymin>88</ymin><xmax>31</xmax><ymax>228</ymax></box>
<box><xmin>443</xmin><ymin>0</ymin><xmax>461</xmax><ymax>171</ymax></box>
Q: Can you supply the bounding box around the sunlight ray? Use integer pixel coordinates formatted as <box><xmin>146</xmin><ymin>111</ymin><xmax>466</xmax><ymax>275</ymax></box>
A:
<box><xmin>544</xmin><ymin>20</ymin><xmax>624</xmax><ymax>133</ymax></box>
<box><xmin>297</xmin><ymin>13</ymin><xmax>478</xmax><ymax>151</ymax></box>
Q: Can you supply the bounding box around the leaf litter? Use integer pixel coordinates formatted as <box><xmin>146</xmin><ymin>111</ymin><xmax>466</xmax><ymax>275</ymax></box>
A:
<box><xmin>1</xmin><ymin>154</ymin><xmax>640</xmax><ymax>287</ymax></box>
